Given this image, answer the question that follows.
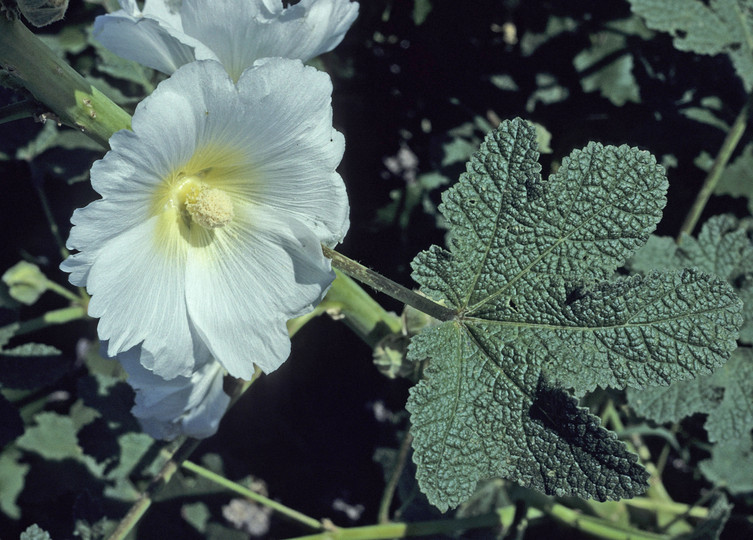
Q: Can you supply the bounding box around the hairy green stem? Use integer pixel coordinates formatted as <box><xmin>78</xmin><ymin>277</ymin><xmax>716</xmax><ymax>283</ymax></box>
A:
<box><xmin>182</xmin><ymin>460</ymin><xmax>324</xmax><ymax>531</ymax></box>
<box><xmin>0</xmin><ymin>18</ymin><xmax>131</xmax><ymax>146</ymax></box>
<box><xmin>322</xmin><ymin>246</ymin><xmax>455</xmax><ymax>323</ymax></box>
<box><xmin>678</xmin><ymin>92</ymin><xmax>753</xmax><ymax>239</ymax></box>
<box><xmin>318</xmin><ymin>270</ymin><xmax>403</xmax><ymax>345</ymax></box>
<box><xmin>377</xmin><ymin>431</ymin><xmax>413</xmax><ymax>523</ymax></box>
<box><xmin>288</xmin><ymin>506</ymin><xmax>520</xmax><ymax>540</ymax></box>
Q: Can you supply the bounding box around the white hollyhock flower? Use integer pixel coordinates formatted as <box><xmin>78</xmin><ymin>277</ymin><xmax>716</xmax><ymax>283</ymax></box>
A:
<box><xmin>94</xmin><ymin>0</ymin><xmax>359</xmax><ymax>81</ymax></box>
<box><xmin>61</xmin><ymin>58</ymin><xmax>349</xmax><ymax>380</ymax></box>
<box><xmin>119</xmin><ymin>344</ymin><xmax>230</xmax><ymax>440</ymax></box>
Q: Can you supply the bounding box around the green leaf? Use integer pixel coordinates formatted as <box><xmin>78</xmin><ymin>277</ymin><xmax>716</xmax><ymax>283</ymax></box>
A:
<box><xmin>630</xmin><ymin>347</ymin><xmax>753</xmax><ymax>443</ymax></box>
<box><xmin>413</xmin><ymin>0</ymin><xmax>432</xmax><ymax>26</ymax></box>
<box><xmin>0</xmin><ymin>449</ymin><xmax>29</xmax><ymax>519</ymax></box>
<box><xmin>407</xmin><ymin>118</ymin><xmax>742</xmax><ymax>510</ymax></box>
<box><xmin>1</xmin><ymin>342</ymin><xmax>61</xmax><ymax>359</ymax></box>
<box><xmin>573</xmin><ymin>18</ymin><xmax>651</xmax><ymax>106</ymax></box>
<box><xmin>628</xmin><ymin>214</ymin><xmax>753</xmax><ymax>343</ymax></box>
<box><xmin>17</xmin><ymin>412</ymin><xmax>83</xmax><ymax>460</ymax></box>
<box><xmin>699</xmin><ymin>434</ymin><xmax>753</xmax><ymax>494</ymax></box>
<box><xmin>714</xmin><ymin>142</ymin><xmax>753</xmax><ymax>214</ymax></box>
<box><xmin>676</xmin><ymin>494</ymin><xmax>732</xmax><ymax>540</ymax></box>
<box><xmin>520</xmin><ymin>16</ymin><xmax>579</xmax><ymax>57</ymax></box>
<box><xmin>628</xmin><ymin>0</ymin><xmax>753</xmax><ymax>91</ymax></box>
<box><xmin>628</xmin><ymin>346</ymin><xmax>753</xmax><ymax>493</ymax></box>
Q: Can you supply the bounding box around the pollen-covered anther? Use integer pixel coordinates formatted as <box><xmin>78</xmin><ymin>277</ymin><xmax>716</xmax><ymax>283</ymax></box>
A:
<box><xmin>185</xmin><ymin>186</ymin><xmax>234</xmax><ymax>229</ymax></box>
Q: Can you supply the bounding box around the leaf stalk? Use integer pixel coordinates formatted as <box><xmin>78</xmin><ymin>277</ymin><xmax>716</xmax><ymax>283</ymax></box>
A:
<box><xmin>322</xmin><ymin>246</ymin><xmax>456</xmax><ymax>322</ymax></box>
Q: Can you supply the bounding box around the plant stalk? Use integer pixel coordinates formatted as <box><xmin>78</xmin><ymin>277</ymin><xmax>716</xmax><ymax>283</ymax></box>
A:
<box><xmin>678</xmin><ymin>92</ymin><xmax>752</xmax><ymax>239</ymax></box>
<box><xmin>288</xmin><ymin>506</ymin><xmax>520</xmax><ymax>540</ymax></box>
<box><xmin>322</xmin><ymin>246</ymin><xmax>455</xmax><ymax>323</ymax></box>
<box><xmin>182</xmin><ymin>460</ymin><xmax>324</xmax><ymax>531</ymax></box>
<box><xmin>0</xmin><ymin>18</ymin><xmax>131</xmax><ymax>146</ymax></box>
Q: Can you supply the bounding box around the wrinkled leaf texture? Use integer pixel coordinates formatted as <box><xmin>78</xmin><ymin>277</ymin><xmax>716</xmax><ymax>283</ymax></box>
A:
<box><xmin>407</xmin><ymin>118</ymin><xmax>742</xmax><ymax>511</ymax></box>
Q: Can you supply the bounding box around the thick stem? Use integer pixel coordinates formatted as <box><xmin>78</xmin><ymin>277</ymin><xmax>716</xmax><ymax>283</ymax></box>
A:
<box><xmin>322</xmin><ymin>246</ymin><xmax>455</xmax><ymax>323</ymax></box>
<box><xmin>678</xmin><ymin>93</ymin><xmax>752</xmax><ymax>239</ymax></box>
<box><xmin>0</xmin><ymin>18</ymin><xmax>132</xmax><ymax>146</ymax></box>
<box><xmin>288</xmin><ymin>506</ymin><xmax>519</xmax><ymax>540</ymax></box>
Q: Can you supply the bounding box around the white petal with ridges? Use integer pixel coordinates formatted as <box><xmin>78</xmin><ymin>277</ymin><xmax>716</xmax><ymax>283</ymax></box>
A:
<box><xmin>233</xmin><ymin>59</ymin><xmax>349</xmax><ymax>244</ymax></box>
<box><xmin>84</xmin><ymin>215</ymin><xmax>195</xmax><ymax>378</ymax></box>
<box><xmin>95</xmin><ymin>0</ymin><xmax>358</xmax><ymax>79</ymax></box>
<box><xmin>181</xmin><ymin>0</ymin><xmax>358</xmax><ymax>80</ymax></box>
<box><xmin>93</xmin><ymin>13</ymin><xmax>204</xmax><ymax>75</ymax></box>
<box><xmin>186</xmin><ymin>206</ymin><xmax>334</xmax><ymax>378</ymax></box>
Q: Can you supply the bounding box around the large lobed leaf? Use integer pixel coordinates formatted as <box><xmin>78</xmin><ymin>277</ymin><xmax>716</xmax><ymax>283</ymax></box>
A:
<box><xmin>407</xmin><ymin>118</ymin><xmax>742</xmax><ymax>511</ymax></box>
<box><xmin>628</xmin><ymin>0</ymin><xmax>753</xmax><ymax>91</ymax></box>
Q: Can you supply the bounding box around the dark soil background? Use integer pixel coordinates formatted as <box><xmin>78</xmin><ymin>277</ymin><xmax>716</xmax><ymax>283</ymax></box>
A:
<box><xmin>0</xmin><ymin>0</ymin><xmax>750</xmax><ymax>538</ymax></box>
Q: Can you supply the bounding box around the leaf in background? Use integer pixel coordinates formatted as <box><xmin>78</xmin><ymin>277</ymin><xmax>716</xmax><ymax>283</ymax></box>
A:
<box><xmin>413</xmin><ymin>0</ymin><xmax>432</xmax><ymax>26</ymax></box>
<box><xmin>629</xmin><ymin>347</ymin><xmax>753</xmax><ymax>493</ymax></box>
<box><xmin>14</xmin><ymin>121</ymin><xmax>104</xmax><ymax>184</ymax></box>
<box><xmin>628</xmin><ymin>0</ymin><xmax>753</xmax><ymax>91</ymax></box>
<box><xmin>699</xmin><ymin>434</ymin><xmax>753</xmax><ymax>494</ymax></box>
<box><xmin>675</xmin><ymin>494</ymin><xmax>733</xmax><ymax>540</ymax></box>
<box><xmin>573</xmin><ymin>17</ymin><xmax>652</xmax><ymax>106</ymax></box>
<box><xmin>628</xmin><ymin>214</ymin><xmax>753</xmax><ymax>343</ymax></box>
<box><xmin>520</xmin><ymin>16</ymin><xmax>579</xmax><ymax>57</ymax></box>
<box><xmin>630</xmin><ymin>348</ymin><xmax>753</xmax><ymax>442</ymax></box>
<box><xmin>525</xmin><ymin>73</ymin><xmax>569</xmax><ymax>112</ymax></box>
<box><xmin>36</xmin><ymin>26</ymin><xmax>88</xmax><ymax>56</ymax></box>
<box><xmin>89</xmin><ymin>29</ymin><xmax>156</xmax><ymax>94</ymax></box>
<box><xmin>407</xmin><ymin>118</ymin><xmax>742</xmax><ymax>511</ymax></box>
<box><xmin>17</xmin><ymin>412</ymin><xmax>84</xmax><ymax>461</ymax></box>
<box><xmin>0</xmin><ymin>448</ymin><xmax>30</xmax><ymax>519</ymax></box>
<box><xmin>2</xmin><ymin>342</ymin><xmax>61</xmax><ymax>360</ymax></box>
<box><xmin>714</xmin><ymin>142</ymin><xmax>753</xmax><ymax>214</ymax></box>
<box><xmin>680</xmin><ymin>96</ymin><xmax>730</xmax><ymax>132</ymax></box>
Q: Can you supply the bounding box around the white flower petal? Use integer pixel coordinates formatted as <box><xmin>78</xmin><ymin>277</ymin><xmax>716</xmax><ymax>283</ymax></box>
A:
<box><xmin>94</xmin><ymin>4</ymin><xmax>208</xmax><ymax>75</ymax></box>
<box><xmin>96</xmin><ymin>0</ymin><xmax>358</xmax><ymax>79</ymax></box>
<box><xmin>84</xmin><ymin>216</ymin><xmax>196</xmax><ymax>378</ymax></box>
<box><xmin>119</xmin><ymin>345</ymin><xmax>230</xmax><ymax>440</ymax></box>
<box><xmin>234</xmin><ymin>59</ymin><xmax>349</xmax><ymax>244</ymax></box>
<box><xmin>142</xmin><ymin>0</ymin><xmax>183</xmax><ymax>27</ymax></box>
<box><xmin>186</xmin><ymin>207</ymin><xmax>334</xmax><ymax>378</ymax></box>
<box><xmin>180</xmin><ymin>0</ymin><xmax>358</xmax><ymax>80</ymax></box>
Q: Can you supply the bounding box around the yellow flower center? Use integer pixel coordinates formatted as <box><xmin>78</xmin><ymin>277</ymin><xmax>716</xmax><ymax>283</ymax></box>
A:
<box><xmin>172</xmin><ymin>174</ymin><xmax>234</xmax><ymax>230</ymax></box>
<box><xmin>185</xmin><ymin>184</ymin><xmax>234</xmax><ymax>229</ymax></box>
